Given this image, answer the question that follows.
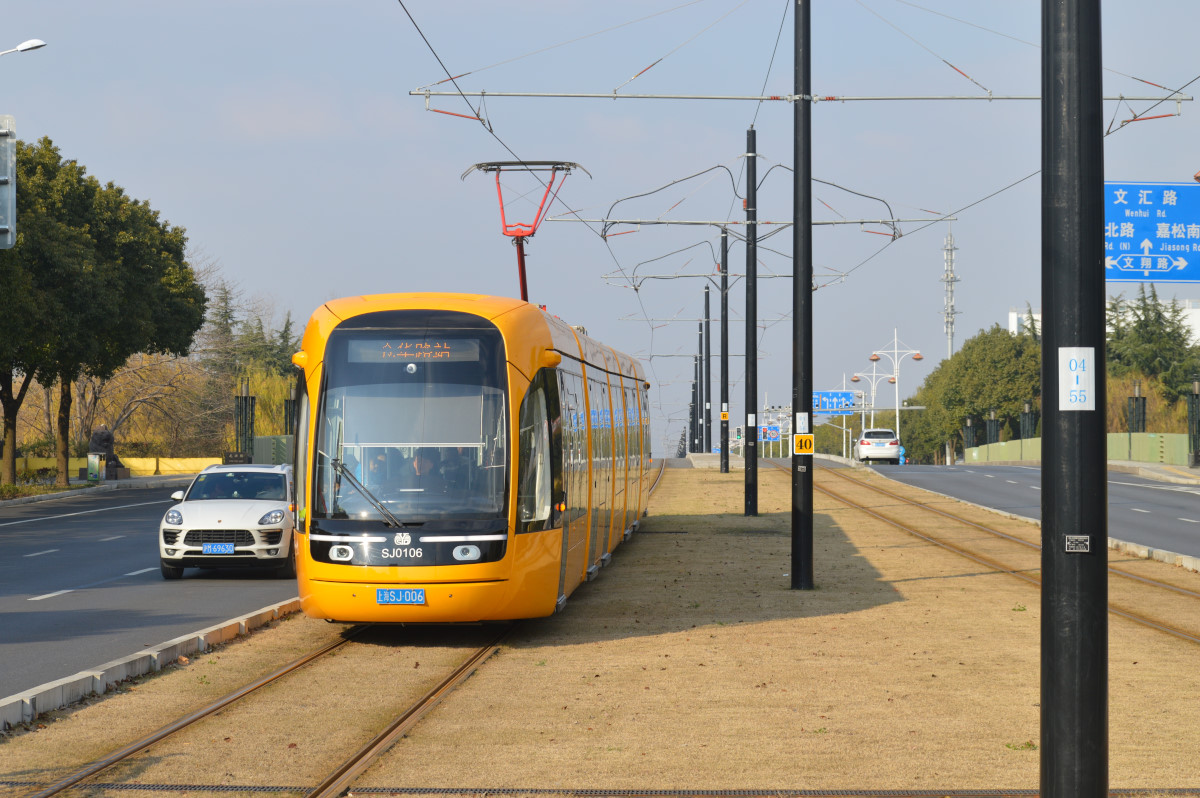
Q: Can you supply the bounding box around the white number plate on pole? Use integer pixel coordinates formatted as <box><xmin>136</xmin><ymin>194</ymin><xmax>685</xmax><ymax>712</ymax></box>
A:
<box><xmin>1058</xmin><ymin>347</ymin><xmax>1095</xmax><ymax>411</ymax></box>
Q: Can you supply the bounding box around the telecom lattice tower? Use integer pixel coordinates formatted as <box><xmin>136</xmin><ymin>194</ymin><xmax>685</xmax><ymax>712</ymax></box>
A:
<box><xmin>941</xmin><ymin>225</ymin><xmax>961</xmax><ymax>360</ymax></box>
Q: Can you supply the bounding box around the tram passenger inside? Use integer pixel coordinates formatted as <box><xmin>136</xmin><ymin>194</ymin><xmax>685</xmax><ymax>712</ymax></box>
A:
<box><xmin>365</xmin><ymin>448</ymin><xmax>406</xmax><ymax>492</ymax></box>
<box><xmin>439</xmin><ymin>446</ymin><xmax>477</xmax><ymax>490</ymax></box>
<box><xmin>399</xmin><ymin>447</ymin><xmax>447</xmax><ymax>495</ymax></box>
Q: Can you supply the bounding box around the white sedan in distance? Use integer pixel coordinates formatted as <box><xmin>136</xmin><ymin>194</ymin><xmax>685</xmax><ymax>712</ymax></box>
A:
<box><xmin>159</xmin><ymin>464</ymin><xmax>296</xmax><ymax>580</ymax></box>
<box><xmin>855</xmin><ymin>428</ymin><xmax>901</xmax><ymax>465</ymax></box>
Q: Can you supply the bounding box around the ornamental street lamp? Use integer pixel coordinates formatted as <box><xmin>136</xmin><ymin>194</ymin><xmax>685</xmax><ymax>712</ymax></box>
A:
<box><xmin>870</xmin><ymin>328</ymin><xmax>923</xmax><ymax>443</ymax></box>
<box><xmin>850</xmin><ymin>361</ymin><xmax>891</xmax><ymax>429</ymax></box>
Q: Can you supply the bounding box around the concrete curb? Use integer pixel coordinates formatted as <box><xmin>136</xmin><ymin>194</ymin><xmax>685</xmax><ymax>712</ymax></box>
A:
<box><xmin>0</xmin><ymin>476</ymin><xmax>193</xmax><ymax>508</ymax></box>
<box><xmin>0</xmin><ymin>597</ymin><xmax>302</xmax><ymax>731</ymax></box>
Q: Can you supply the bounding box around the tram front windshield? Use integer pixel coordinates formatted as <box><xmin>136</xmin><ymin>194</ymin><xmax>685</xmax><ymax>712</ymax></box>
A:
<box><xmin>314</xmin><ymin>321</ymin><xmax>508</xmax><ymax>522</ymax></box>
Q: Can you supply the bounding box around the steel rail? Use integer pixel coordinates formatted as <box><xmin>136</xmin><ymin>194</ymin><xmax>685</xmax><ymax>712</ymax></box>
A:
<box><xmin>27</xmin><ymin>627</ymin><xmax>368</xmax><ymax>798</ymax></box>
<box><xmin>821</xmin><ymin>465</ymin><xmax>1200</xmax><ymax>601</ymax></box>
<box><xmin>776</xmin><ymin>463</ymin><xmax>1200</xmax><ymax>647</ymax></box>
<box><xmin>306</xmin><ymin>625</ymin><xmax>513</xmax><ymax>798</ymax></box>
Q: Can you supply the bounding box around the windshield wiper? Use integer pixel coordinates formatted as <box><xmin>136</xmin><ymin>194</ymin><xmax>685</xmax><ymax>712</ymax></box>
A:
<box><xmin>328</xmin><ymin>457</ymin><xmax>407</xmax><ymax>528</ymax></box>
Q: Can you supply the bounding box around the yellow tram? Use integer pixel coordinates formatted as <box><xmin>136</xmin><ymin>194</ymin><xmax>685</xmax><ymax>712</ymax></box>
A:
<box><xmin>290</xmin><ymin>293</ymin><xmax>652</xmax><ymax>622</ymax></box>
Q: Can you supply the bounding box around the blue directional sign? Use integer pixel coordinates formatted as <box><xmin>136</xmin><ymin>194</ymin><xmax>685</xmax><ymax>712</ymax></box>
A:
<box><xmin>812</xmin><ymin>390</ymin><xmax>856</xmax><ymax>416</ymax></box>
<box><xmin>1105</xmin><ymin>182</ymin><xmax>1200</xmax><ymax>282</ymax></box>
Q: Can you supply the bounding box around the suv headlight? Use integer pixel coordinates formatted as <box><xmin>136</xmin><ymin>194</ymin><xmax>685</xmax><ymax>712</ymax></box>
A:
<box><xmin>165</xmin><ymin>509</ymin><xmax>183</xmax><ymax>526</ymax></box>
<box><xmin>258</xmin><ymin>509</ymin><xmax>286</xmax><ymax>525</ymax></box>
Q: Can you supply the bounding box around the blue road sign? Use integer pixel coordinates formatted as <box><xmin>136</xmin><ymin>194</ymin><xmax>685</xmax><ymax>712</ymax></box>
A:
<box><xmin>812</xmin><ymin>390</ymin><xmax>856</xmax><ymax>416</ymax></box>
<box><xmin>1105</xmin><ymin>182</ymin><xmax>1200</xmax><ymax>282</ymax></box>
<box><xmin>759</xmin><ymin>425</ymin><xmax>781</xmax><ymax>442</ymax></box>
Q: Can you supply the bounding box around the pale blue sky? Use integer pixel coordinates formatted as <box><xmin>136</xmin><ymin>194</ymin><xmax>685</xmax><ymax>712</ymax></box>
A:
<box><xmin>4</xmin><ymin>1</ymin><xmax>1198</xmax><ymax>451</ymax></box>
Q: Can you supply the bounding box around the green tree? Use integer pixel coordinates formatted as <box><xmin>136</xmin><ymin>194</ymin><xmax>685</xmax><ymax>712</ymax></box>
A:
<box><xmin>902</xmin><ymin>325</ymin><xmax>1041</xmax><ymax>463</ymax></box>
<box><xmin>0</xmin><ymin>138</ymin><xmax>206</xmax><ymax>484</ymax></box>
<box><xmin>1107</xmin><ymin>285</ymin><xmax>1200</xmax><ymax>402</ymax></box>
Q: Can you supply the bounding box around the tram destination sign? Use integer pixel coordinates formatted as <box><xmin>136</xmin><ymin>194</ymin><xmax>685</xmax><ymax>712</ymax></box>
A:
<box><xmin>1105</xmin><ymin>182</ymin><xmax>1200</xmax><ymax>283</ymax></box>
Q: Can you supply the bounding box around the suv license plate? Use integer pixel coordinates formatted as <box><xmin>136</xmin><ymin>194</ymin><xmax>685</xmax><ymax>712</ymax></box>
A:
<box><xmin>203</xmin><ymin>543</ymin><xmax>235</xmax><ymax>554</ymax></box>
<box><xmin>377</xmin><ymin>588</ymin><xmax>426</xmax><ymax>605</ymax></box>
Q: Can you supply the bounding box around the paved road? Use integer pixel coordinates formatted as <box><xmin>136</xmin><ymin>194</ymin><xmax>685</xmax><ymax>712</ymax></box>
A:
<box><xmin>872</xmin><ymin>463</ymin><xmax>1200</xmax><ymax>560</ymax></box>
<box><xmin>0</xmin><ymin>485</ymin><xmax>299</xmax><ymax>699</ymax></box>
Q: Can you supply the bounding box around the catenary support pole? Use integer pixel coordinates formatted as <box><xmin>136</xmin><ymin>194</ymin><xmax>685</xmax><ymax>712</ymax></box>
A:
<box><xmin>720</xmin><ymin>228</ymin><xmax>730</xmax><ymax>474</ymax></box>
<box><xmin>704</xmin><ymin>285</ymin><xmax>712</xmax><ymax>453</ymax></box>
<box><xmin>1040</xmin><ymin>1</ymin><xmax>1108</xmax><ymax>795</ymax></box>
<box><xmin>744</xmin><ymin>127</ymin><xmax>758</xmax><ymax>516</ymax></box>
<box><xmin>791</xmin><ymin>0</ymin><xmax>815</xmax><ymax>590</ymax></box>
<box><xmin>696</xmin><ymin>321</ymin><xmax>700</xmax><ymax>451</ymax></box>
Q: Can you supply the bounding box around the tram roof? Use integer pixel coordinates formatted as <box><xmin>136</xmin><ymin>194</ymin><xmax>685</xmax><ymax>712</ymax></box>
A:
<box><xmin>317</xmin><ymin>293</ymin><xmax>644</xmax><ymax>383</ymax></box>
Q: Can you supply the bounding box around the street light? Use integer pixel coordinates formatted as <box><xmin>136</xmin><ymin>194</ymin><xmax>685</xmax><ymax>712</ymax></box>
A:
<box><xmin>870</xmin><ymin>328</ymin><xmax>923</xmax><ymax>444</ymax></box>
<box><xmin>0</xmin><ymin>39</ymin><xmax>47</xmax><ymax>57</ymax></box>
<box><xmin>849</xmin><ymin>357</ymin><xmax>897</xmax><ymax>427</ymax></box>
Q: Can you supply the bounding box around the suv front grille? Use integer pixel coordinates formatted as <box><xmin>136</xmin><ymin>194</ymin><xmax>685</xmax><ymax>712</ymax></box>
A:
<box><xmin>262</xmin><ymin>530</ymin><xmax>284</xmax><ymax>545</ymax></box>
<box><xmin>184</xmin><ymin>529</ymin><xmax>255</xmax><ymax>546</ymax></box>
<box><xmin>162</xmin><ymin>530</ymin><xmax>181</xmax><ymax>545</ymax></box>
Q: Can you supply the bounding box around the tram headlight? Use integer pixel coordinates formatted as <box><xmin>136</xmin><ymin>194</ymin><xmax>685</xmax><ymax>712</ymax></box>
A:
<box><xmin>453</xmin><ymin>545</ymin><xmax>481</xmax><ymax>561</ymax></box>
<box><xmin>329</xmin><ymin>545</ymin><xmax>354</xmax><ymax>561</ymax></box>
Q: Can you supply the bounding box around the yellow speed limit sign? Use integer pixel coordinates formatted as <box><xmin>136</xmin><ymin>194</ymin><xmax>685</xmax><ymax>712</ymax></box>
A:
<box><xmin>793</xmin><ymin>434</ymin><xmax>815</xmax><ymax>456</ymax></box>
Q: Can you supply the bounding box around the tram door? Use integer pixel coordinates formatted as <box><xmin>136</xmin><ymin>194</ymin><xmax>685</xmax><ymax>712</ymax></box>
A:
<box><xmin>585</xmin><ymin>374</ymin><xmax>610</xmax><ymax>580</ymax></box>
<box><xmin>557</xmin><ymin>370</ymin><xmax>590</xmax><ymax>599</ymax></box>
<box><xmin>608</xmin><ymin>373</ymin><xmax>627</xmax><ymax>553</ymax></box>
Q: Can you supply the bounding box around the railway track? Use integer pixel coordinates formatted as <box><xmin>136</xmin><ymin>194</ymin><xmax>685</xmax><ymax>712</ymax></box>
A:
<box><xmin>8</xmin><ymin>462</ymin><xmax>668</xmax><ymax>798</ymax></box>
<box><xmin>9</xmin><ymin>625</ymin><xmax>510</xmax><ymax>797</ymax></box>
<box><xmin>775</xmin><ymin>462</ymin><xmax>1200</xmax><ymax>647</ymax></box>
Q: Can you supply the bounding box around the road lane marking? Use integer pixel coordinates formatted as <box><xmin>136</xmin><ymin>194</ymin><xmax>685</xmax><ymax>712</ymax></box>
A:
<box><xmin>1006</xmin><ymin>480</ymin><xmax>1018</xmax><ymax>484</ymax></box>
<box><xmin>1180</xmin><ymin>518</ymin><xmax>1199</xmax><ymax>524</ymax></box>
<box><xmin>1131</xmin><ymin>508</ymin><xmax>1150</xmax><ymax>513</ymax></box>
<box><xmin>29</xmin><ymin>590</ymin><xmax>72</xmax><ymax>601</ymax></box>
<box><xmin>27</xmin><ymin>566</ymin><xmax>161</xmax><ymax>601</ymax></box>
<box><xmin>101</xmin><ymin>536</ymin><xmax>124</xmax><ymax>541</ymax></box>
<box><xmin>24</xmin><ymin>549</ymin><xmax>59</xmax><ymax>557</ymax></box>
<box><xmin>0</xmin><ymin>500</ymin><xmax>169</xmax><ymax>528</ymax></box>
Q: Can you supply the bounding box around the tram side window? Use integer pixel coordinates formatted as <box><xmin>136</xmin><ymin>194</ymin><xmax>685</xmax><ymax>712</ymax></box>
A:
<box><xmin>517</xmin><ymin>375</ymin><xmax>552</xmax><ymax>526</ymax></box>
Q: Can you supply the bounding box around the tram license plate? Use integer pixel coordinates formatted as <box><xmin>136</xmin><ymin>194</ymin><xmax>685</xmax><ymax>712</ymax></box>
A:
<box><xmin>203</xmin><ymin>543</ymin><xmax>235</xmax><ymax>554</ymax></box>
<box><xmin>377</xmin><ymin>588</ymin><xmax>426</xmax><ymax>605</ymax></box>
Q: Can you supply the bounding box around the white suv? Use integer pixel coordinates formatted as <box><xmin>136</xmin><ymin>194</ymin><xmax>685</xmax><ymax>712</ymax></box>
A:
<box><xmin>856</xmin><ymin>428</ymin><xmax>901</xmax><ymax>465</ymax></box>
<box><xmin>159</xmin><ymin>464</ymin><xmax>296</xmax><ymax>580</ymax></box>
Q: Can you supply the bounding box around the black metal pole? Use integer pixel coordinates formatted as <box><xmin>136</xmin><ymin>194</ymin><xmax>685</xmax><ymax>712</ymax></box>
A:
<box><xmin>698</xmin><ymin>321</ymin><xmax>705</xmax><ymax>453</ymax></box>
<box><xmin>744</xmin><ymin>127</ymin><xmax>758</xmax><ymax>516</ymax></box>
<box><xmin>1041</xmin><ymin>1</ymin><xmax>1108</xmax><ymax>795</ymax></box>
<box><xmin>720</xmin><ymin>228</ymin><xmax>730</xmax><ymax>474</ymax></box>
<box><xmin>704</xmin><ymin>285</ymin><xmax>712</xmax><ymax>454</ymax></box>
<box><xmin>514</xmin><ymin>237</ymin><xmax>529</xmax><ymax>302</ymax></box>
<box><xmin>791</xmin><ymin>0</ymin><xmax>814</xmax><ymax>590</ymax></box>
<box><xmin>690</xmin><ymin>356</ymin><xmax>699</xmax><ymax>453</ymax></box>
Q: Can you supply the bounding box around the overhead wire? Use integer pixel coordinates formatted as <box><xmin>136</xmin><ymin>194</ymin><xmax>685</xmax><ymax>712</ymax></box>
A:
<box><xmin>413</xmin><ymin>0</ymin><xmax>707</xmax><ymax>92</ymax></box>
<box><xmin>855</xmin><ymin>0</ymin><xmax>991</xmax><ymax>95</ymax></box>
<box><xmin>612</xmin><ymin>0</ymin><xmax>754</xmax><ymax>94</ymax></box>
<box><xmin>890</xmin><ymin>0</ymin><xmax>1186</xmax><ymax>92</ymax></box>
